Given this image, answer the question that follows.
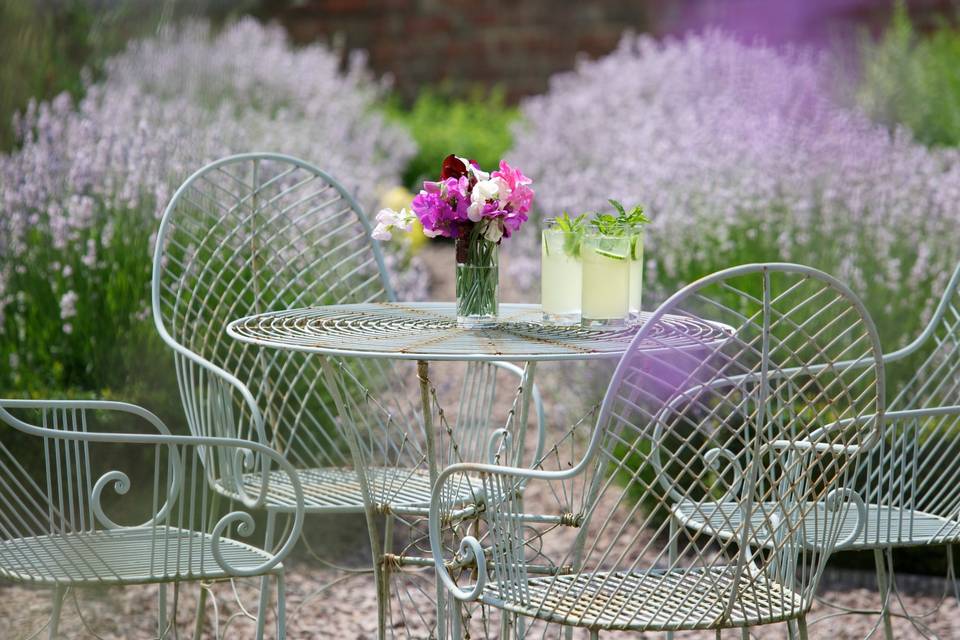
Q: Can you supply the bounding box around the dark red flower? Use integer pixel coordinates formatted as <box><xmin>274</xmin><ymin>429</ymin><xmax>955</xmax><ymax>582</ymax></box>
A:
<box><xmin>440</xmin><ymin>154</ymin><xmax>468</xmax><ymax>180</ymax></box>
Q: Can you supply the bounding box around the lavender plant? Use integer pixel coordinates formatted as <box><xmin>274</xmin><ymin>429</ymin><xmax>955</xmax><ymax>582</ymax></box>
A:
<box><xmin>0</xmin><ymin>18</ymin><xmax>418</xmax><ymax>393</ymax></box>
<box><xmin>509</xmin><ymin>31</ymin><xmax>960</xmax><ymax>366</ymax></box>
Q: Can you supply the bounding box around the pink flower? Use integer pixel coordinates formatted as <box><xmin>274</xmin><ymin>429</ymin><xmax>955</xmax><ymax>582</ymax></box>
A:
<box><xmin>492</xmin><ymin>160</ymin><xmax>534</xmax><ymax>215</ymax></box>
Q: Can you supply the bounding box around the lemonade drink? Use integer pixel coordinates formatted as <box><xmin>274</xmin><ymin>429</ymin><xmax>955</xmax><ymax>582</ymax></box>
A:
<box><xmin>541</xmin><ymin>227</ymin><xmax>582</xmax><ymax>324</ymax></box>
<box><xmin>581</xmin><ymin>234</ymin><xmax>630</xmax><ymax>326</ymax></box>
<box><xmin>628</xmin><ymin>229</ymin><xmax>644</xmax><ymax>323</ymax></box>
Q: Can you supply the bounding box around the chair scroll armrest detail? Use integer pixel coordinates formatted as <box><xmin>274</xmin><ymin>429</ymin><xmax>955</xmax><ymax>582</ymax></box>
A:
<box><xmin>823</xmin><ymin>488</ymin><xmax>867</xmax><ymax>550</ymax></box>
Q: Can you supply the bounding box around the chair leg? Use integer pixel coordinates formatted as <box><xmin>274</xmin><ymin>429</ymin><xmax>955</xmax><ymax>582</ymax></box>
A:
<box><xmin>192</xmin><ymin>584</ymin><xmax>208</xmax><ymax>640</ymax></box>
<box><xmin>48</xmin><ymin>585</ymin><xmax>67</xmax><ymax>640</ymax></box>
<box><xmin>257</xmin><ymin>511</ymin><xmax>277</xmax><ymax>640</ymax></box>
<box><xmin>666</xmin><ymin>516</ymin><xmax>678</xmax><ymax>640</ymax></box>
<box><xmin>276</xmin><ymin>573</ymin><xmax>287</xmax><ymax>640</ymax></box>
<box><xmin>873</xmin><ymin>548</ymin><xmax>894</xmax><ymax>640</ymax></box>
<box><xmin>741</xmin><ymin>626</ymin><xmax>749</xmax><ymax>639</ymax></box>
<box><xmin>158</xmin><ymin>583</ymin><xmax>168</xmax><ymax>638</ymax></box>
<box><xmin>950</xmin><ymin>545</ymin><xmax>960</xmax><ymax>603</ymax></box>
<box><xmin>589</xmin><ymin>629</ymin><xmax>599</xmax><ymax>640</ymax></box>
<box><xmin>797</xmin><ymin>615</ymin><xmax>809</xmax><ymax>640</ymax></box>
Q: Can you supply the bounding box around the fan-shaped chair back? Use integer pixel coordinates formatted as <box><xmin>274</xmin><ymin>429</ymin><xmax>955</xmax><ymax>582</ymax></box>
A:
<box><xmin>152</xmin><ymin>153</ymin><xmax>403</xmax><ymax>472</ymax></box>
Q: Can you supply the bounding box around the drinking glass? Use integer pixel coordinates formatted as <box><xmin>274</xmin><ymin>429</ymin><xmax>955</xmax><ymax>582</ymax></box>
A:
<box><xmin>540</xmin><ymin>226</ymin><xmax>582</xmax><ymax>324</ymax></box>
<box><xmin>628</xmin><ymin>228</ymin><xmax>644</xmax><ymax>324</ymax></box>
<box><xmin>581</xmin><ymin>233</ymin><xmax>630</xmax><ymax>327</ymax></box>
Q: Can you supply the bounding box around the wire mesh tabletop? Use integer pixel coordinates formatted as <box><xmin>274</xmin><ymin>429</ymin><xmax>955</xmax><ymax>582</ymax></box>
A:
<box><xmin>226</xmin><ymin>302</ymin><xmax>732</xmax><ymax>362</ymax></box>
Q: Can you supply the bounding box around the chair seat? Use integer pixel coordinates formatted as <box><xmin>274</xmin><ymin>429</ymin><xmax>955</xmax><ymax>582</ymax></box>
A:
<box><xmin>0</xmin><ymin>527</ymin><xmax>275</xmax><ymax>586</ymax></box>
<box><xmin>222</xmin><ymin>466</ymin><xmax>482</xmax><ymax>513</ymax></box>
<box><xmin>674</xmin><ymin>501</ymin><xmax>960</xmax><ymax>550</ymax></box>
<box><xmin>485</xmin><ymin>568</ymin><xmax>802</xmax><ymax>631</ymax></box>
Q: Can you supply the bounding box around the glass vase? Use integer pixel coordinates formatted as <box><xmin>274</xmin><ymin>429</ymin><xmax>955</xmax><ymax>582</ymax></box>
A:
<box><xmin>456</xmin><ymin>236</ymin><xmax>499</xmax><ymax>328</ymax></box>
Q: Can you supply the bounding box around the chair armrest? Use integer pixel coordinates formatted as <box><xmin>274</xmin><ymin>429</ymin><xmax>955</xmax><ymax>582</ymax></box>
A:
<box><xmin>0</xmin><ymin>399</ymin><xmax>305</xmax><ymax>577</ymax></box>
<box><xmin>429</xmin><ymin>460</ymin><xmax>567</xmax><ymax>601</ymax></box>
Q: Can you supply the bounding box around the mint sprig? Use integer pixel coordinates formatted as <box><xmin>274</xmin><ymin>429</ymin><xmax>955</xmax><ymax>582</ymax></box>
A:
<box><xmin>555</xmin><ymin>212</ymin><xmax>587</xmax><ymax>257</ymax></box>
<box><xmin>609</xmin><ymin>199</ymin><xmax>651</xmax><ymax>229</ymax></box>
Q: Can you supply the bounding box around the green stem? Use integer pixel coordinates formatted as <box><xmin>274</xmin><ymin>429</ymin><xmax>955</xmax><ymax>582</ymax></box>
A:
<box><xmin>456</xmin><ymin>228</ymin><xmax>499</xmax><ymax>320</ymax></box>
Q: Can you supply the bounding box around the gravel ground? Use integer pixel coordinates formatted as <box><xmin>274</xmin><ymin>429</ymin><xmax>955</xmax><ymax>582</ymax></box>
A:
<box><xmin>3</xmin><ymin>244</ymin><xmax>960</xmax><ymax>639</ymax></box>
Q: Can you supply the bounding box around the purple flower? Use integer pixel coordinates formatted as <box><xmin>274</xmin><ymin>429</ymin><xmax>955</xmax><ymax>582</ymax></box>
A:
<box><xmin>408</xmin><ymin>158</ymin><xmax>534</xmax><ymax>243</ymax></box>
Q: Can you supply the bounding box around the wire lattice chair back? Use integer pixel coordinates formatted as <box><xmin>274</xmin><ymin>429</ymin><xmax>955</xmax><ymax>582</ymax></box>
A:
<box><xmin>850</xmin><ymin>262</ymin><xmax>960</xmax><ymax>542</ymax></box>
<box><xmin>434</xmin><ymin>264</ymin><xmax>885</xmax><ymax>633</ymax></box>
<box><xmin>152</xmin><ymin>153</ymin><xmax>424</xmax><ymax>477</ymax></box>
<box><xmin>889</xmin><ymin>263</ymin><xmax>960</xmax><ymax>412</ymax></box>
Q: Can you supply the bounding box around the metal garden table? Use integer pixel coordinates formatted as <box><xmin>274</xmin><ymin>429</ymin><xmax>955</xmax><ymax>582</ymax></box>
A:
<box><xmin>225</xmin><ymin>301</ymin><xmax>731</xmax><ymax>636</ymax></box>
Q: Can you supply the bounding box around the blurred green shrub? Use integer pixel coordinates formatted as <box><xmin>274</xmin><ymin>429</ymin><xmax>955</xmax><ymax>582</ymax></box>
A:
<box><xmin>385</xmin><ymin>87</ymin><xmax>519</xmax><ymax>188</ymax></box>
<box><xmin>0</xmin><ymin>0</ymin><xmax>155</xmax><ymax>150</ymax></box>
<box><xmin>858</xmin><ymin>3</ymin><xmax>960</xmax><ymax>147</ymax></box>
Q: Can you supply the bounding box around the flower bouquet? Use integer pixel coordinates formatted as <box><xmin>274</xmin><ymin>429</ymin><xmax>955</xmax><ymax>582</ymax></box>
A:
<box><xmin>373</xmin><ymin>154</ymin><xmax>534</xmax><ymax>327</ymax></box>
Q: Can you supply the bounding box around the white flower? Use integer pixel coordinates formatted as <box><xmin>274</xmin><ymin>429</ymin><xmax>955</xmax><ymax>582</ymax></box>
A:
<box><xmin>468</xmin><ymin>179</ymin><xmax>500</xmax><ymax>221</ymax></box>
<box><xmin>466</xmin><ymin>203</ymin><xmax>483</xmax><ymax>222</ymax></box>
<box><xmin>59</xmin><ymin>290</ymin><xmax>79</xmax><ymax>320</ymax></box>
<box><xmin>371</xmin><ymin>207</ymin><xmax>416</xmax><ymax>241</ymax></box>
<box><xmin>472</xmin><ymin>179</ymin><xmax>500</xmax><ymax>202</ymax></box>
<box><xmin>371</xmin><ymin>225</ymin><xmax>392</xmax><ymax>241</ymax></box>
<box><xmin>482</xmin><ymin>219</ymin><xmax>503</xmax><ymax>243</ymax></box>
<box><xmin>458</xmin><ymin>155</ymin><xmax>489</xmax><ymax>181</ymax></box>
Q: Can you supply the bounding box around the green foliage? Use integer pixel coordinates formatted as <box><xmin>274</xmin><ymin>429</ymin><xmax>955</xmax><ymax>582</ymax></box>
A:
<box><xmin>0</xmin><ymin>0</ymin><xmax>153</xmax><ymax>150</ymax></box>
<box><xmin>585</xmin><ymin>200</ymin><xmax>650</xmax><ymax>236</ymax></box>
<box><xmin>385</xmin><ymin>87</ymin><xmax>519</xmax><ymax>188</ymax></box>
<box><xmin>858</xmin><ymin>2</ymin><xmax>960</xmax><ymax>146</ymax></box>
<box><xmin>608</xmin><ymin>199</ymin><xmax>650</xmax><ymax>229</ymax></box>
<box><xmin>552</xmin><ymin>212</ymin><xmax>588</xmax><ymax>258</ymax></box>
<box><xmin>1</xmin><ymin>197</ymin><xmax>183</xmax><ymax>420</ymax></box>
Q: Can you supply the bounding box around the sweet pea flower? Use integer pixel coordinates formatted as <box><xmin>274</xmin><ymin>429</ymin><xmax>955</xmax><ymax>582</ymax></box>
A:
<box><xmin>461</xmin><ymin>156</ymin><xmax>490</xmax><ymax>182</ymax></box>
<box><xmin>371</xmin><ymin>207</ymin><xmax>416</xmax><ymax>241</ymax></box>
<box><xmin>491</xmin><ymin>161</ymin><xmax>534</xmax><ymax>214</ymax></box>
<box><xmin>468</xmin><ymin>179</ymin><xmax>500</xmax><ymax>221</ymax></box>
<box><xmin>482</xmin><ymin>218</ymin><xmax>504</xmax><ymax>243</ymax></box>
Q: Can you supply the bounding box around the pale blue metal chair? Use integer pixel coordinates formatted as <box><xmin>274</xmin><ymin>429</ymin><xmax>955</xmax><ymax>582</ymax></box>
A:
<box><xmin>429</xmin><ymin>263</ymin><xmax>886</xmax><ymax>638</ymax></box>
<box><xmin>0</xmin><ymin>398</ymin><xmax>304</xmax><ymax>639</ymax></box>
<box><xmin>151</xmin><ymin>152</ymin><xmax>544</xmax><ymax>637</ymax></box>
<box><xmin>808</xmin><ymin>262</ymin><xmax>960</xmax><ymax>638</ymax></box>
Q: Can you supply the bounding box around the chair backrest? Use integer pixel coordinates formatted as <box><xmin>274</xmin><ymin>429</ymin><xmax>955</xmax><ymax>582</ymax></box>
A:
<box><xmin>478</xmin><ymin>264</ymin><xmax>884</xmax><ymax>630</ymax></box>
<box><xmin>852</xmin><ymin>262</ymin><xmax>960</xmax><ymax>531</ymax></box>
<box><xmin>152</xmin><ymin>153</ymin><xmax>399</xmax><ymax>471</ymax></box>
<box><xmin>888</xmin><ymin>261</ymin><xmax>960</xmax><ymax>411</ymax></box>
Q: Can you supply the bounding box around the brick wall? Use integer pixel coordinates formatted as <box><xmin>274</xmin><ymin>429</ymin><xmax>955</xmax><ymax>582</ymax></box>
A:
<box><xmin>262</xmin><ymin>0</ymin><xmax>653</xmax><ymax>102</ymax></box>
<box><xmin>261</xmin><ymin>0</ymin><xmax>959</xmax><ymax>103</ymax></box>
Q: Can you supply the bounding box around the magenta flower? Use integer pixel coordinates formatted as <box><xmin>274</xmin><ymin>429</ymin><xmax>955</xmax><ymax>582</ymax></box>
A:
<box><xmin>398</xmin><ymin>156</ymin><xmax>533</xmax><ymax>243</ymax></box>
<box><xmin>492</xmin><ymin>160</ymin><xmax>534</xmax><ymax>214</ymax></box>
